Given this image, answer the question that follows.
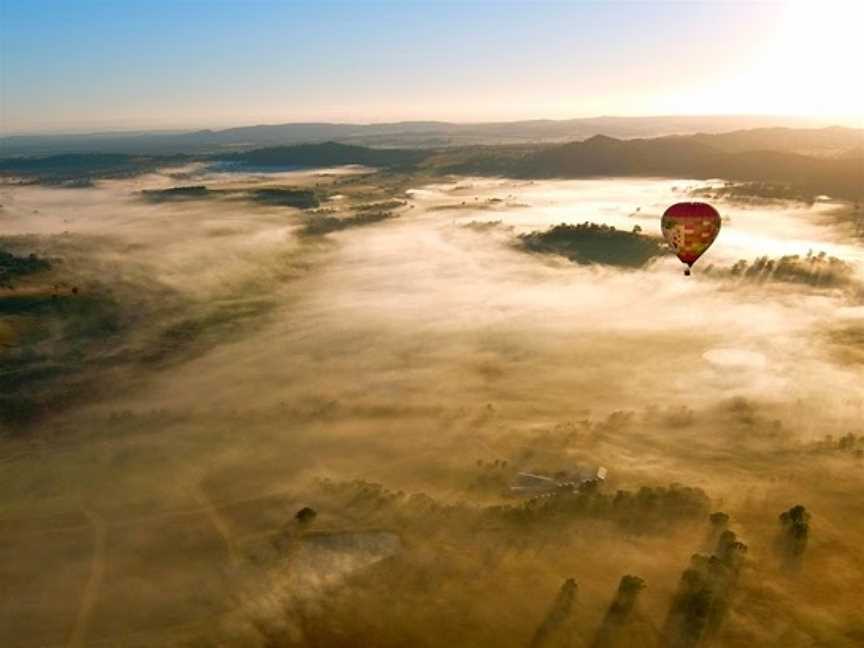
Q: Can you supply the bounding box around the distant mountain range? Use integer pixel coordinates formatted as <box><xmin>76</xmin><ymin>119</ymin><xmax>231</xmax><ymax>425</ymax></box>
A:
<box><xmin>224</xmin><ymin>134</ymin><xmax>863</xmax><ymax>200</ymax></box>
<box><xmin>2</xmin><ymin>127</ymin><xmax>862</xmax><ymax>201</ymax></box>
<box><xmin>508</xmin><ymin>135</ymin><xmax>863</xmax><ymax>199</ymax></box>
<box><xmin>1</xmin><ymin>115</ymin><xmax>856</xmax><ymax>156</ymax></box>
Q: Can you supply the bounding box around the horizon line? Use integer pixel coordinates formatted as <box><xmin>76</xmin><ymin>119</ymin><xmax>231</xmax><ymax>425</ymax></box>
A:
<box><xmin>3</xmin><ymin>113</ymin><xmax>859</xmax><ymax>139</ymax></box>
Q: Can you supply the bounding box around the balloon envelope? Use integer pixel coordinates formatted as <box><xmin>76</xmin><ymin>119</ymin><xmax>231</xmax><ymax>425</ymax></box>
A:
<box><xmin>661</xmin><ymin>202</ymin><xmax>721</xmax><ymax>267</ymax></box>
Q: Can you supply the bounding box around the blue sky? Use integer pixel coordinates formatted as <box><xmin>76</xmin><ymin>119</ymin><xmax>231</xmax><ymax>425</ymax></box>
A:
<box><xmin>1</xmin><ymin>1</ymin><xmax>860</xmax><ymax>133</ymax></box>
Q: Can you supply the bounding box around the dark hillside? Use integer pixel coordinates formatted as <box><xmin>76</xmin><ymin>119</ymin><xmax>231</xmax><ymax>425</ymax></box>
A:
<box><xmin>226</xmin><ymin>142</ymin><xmax>430</xmax><ymax>169</ymax></box>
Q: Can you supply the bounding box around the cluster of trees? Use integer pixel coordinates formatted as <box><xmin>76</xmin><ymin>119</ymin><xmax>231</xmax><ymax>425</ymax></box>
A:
<box><xmin>776</xmin><ymin>505</ymin><xmax>810</xmax><ymax>569</ymax></box>
<box><xmin>663</xmin><ymin>526</ymin><xmax>748</xmax><ymax>647</ymax></box>
<box><xmin>525</xmin><ymin>513</ymin><xmax>749</xmax><ymax>648</ymax></box>
<box><xmin>250</xmin><ymin>187</ymin><xmax>320</xmax><ymax>209</ymax></box>
<box><xmin>301</xmin><ymin>210</ymin><xmax>396</xmax><ymax>237</ymax></box>
<box><xmin>524</xmin><ymin>502</ymin><xmax>820</xmax><ymax>648</ymax></box>
<box><xmin>141</xmin><ymin>185</ymin><xmax>210</xmax><ymax>201</ymax></box>
<box><xmin>0</xmin><ymin>248</ymin><xmax>51</xmax><ymax>288</ymax></box>
<box><xmin>0</xmin><ymin>243</ymin><xmax>144</xmax><ymax>428</ymax></box>
<box><xmin>354</xmin><ymin>199</ymin><xmax>406</xmax><ymax>212</ymax></box>
<box><xmin>0</xmin><ymin>283</ymin><xmax>122</xmax><ymax>426</ymax></box>
<box><xmin>689</xmin><ymin>181</ymin><xmax>817</xmax><ymax>204</ymax></box>
<box><xmin>706</xmin><ymin>251</ymin><xmax>855</xmax><ymax>288</ymax></box>
<box><xmin>528</xmin><ymin>575</ymin><xmax>666</xmax><ymax>648</ymax></box>
<box><xmin>530</xmin><ymin>578</ymin><xmax>581</xmax><ymax>648</ymax></box>
<box><xmin>518</xmin><ymin>222</ymin><xmax>665</xmax><ymax>268</ymax></box>
<box><xmin>820</xmin><ymin>432</ymin><xmax>864</xmax><ymax>453</ymax></box>
<box><xmin>0</xmin><ymin>152</ymin><xmax>189</xmax><ymax>184</ymax></box>
<box><xmin>461</xmin><ymin>220</ymin><xmax>510</xmax><ymax>232</ymax></box>
<box><xmin>524</xmin><ymin>515</ymin><xmax>752</xmax><ymax>648</ymax></box>
<box><xmin>590</xmin><ymin>575</ymin><xmax>658</xmax><ymax>648</ymax></box>
<box><xmin>315</xmin><ymin>477</ymin><xmax>711</xmax><ymax>538</ymax></box>
<box><xmin>468</xmin><ymin>458</ymin><xmax>512</xmax><ymax>492</ymax></box>
<box><xmin>287</xmin><ymin>478</ymin><xmax>824</xmax><ymax>647</ymax></box>
<box><xmin>490</xmin><ymin>483</ymin><xmax>711</xmax><ymax>533</ymax></box>
<box><xmin>837</xmin><ymin>432</ymin><xmax>861</xmax><ymax>450</ymax></box>
<box><xmin>142</xmin><ymin>185</ymin><xmax>322</xmax><ymax>209</ymax></box>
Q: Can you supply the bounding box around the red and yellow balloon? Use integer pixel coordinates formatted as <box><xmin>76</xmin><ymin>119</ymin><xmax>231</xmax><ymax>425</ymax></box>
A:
<box><xmin>661</xmin><ymin>202</ymin><xmax>721</xmax><ymax>275</ymax></box>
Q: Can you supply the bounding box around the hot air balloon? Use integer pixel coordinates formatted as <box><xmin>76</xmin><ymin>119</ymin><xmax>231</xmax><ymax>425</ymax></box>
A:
<box><xmin>661</xmin><ymin>202</ymin><xmax>721</xmax><ymax>275</ymax></box>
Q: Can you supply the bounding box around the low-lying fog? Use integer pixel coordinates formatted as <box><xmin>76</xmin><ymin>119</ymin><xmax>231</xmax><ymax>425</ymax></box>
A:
<box><xmin>1</xmin><ymin>166</ymin><xmax>863</xmax><ymax>647</ymax></box>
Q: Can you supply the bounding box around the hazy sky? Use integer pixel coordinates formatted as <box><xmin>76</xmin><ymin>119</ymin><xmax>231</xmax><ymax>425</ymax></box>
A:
<box><xmin>1</xmin><ymin>0</ymin><xmax>862</xmax><ymax>133</ymax></box>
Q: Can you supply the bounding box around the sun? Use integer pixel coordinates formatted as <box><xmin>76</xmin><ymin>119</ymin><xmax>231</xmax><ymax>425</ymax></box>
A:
<box><xmin>757</xmin><ymin>0</ymin><xmax>864</xmax><ymax>119</ymax></box>
<box><xmin>650</xmin><ymin>0</ymin><xmax>864</xmax><ymax>122</ymax></box>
